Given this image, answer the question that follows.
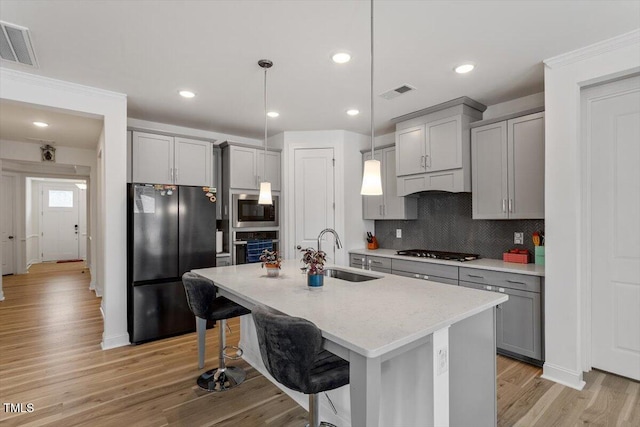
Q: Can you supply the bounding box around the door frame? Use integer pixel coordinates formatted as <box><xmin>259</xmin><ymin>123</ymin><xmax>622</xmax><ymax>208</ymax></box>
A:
<box><xmin>39</xmin><ymin>181</ymin><xmax>82</xmax><ymax>262</ymax></box>
<box><xmin>579</xmin><ymin>74</ymin><xmax>640</xmax><ymax>373</ymax></box>
<box><xmin>284</xmin><ymin>136</ymin><xmax>344</xmax><ymax>263</ymax></box>
<box><xmin>1</xmin><ymin>172</ymin><xmax>18</xmax><ymax>276</ymax></box>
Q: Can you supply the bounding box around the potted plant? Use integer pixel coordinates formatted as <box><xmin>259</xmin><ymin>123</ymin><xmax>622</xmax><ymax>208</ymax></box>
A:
<box><xmin>260</xmin><ymin>249</ymin><xmax>282</xmax><ymax>277</ymax></box>
<box><xmin>299</xmin><ymin>247</ymin><xmax>326</xmax><ymax>289</ymax></box>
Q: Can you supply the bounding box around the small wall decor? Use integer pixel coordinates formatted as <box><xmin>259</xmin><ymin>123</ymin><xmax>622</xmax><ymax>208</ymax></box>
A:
<box><xmin>41</xmin><ymin>144</ymin><xmax>56</xmax><ymax>162</ymax></box>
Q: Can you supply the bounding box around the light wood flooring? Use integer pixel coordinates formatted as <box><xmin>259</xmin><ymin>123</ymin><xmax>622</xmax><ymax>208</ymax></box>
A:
<box><xmin>1</xmin><ymin>262</ymin><xmax>638</xmax><ymax>426</ymax></box>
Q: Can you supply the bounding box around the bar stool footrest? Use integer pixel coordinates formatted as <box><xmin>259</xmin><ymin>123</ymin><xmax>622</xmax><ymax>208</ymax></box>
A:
<box><xmin>197</xmin><ymin>365</ymin><xmax>246</xmax><ymax>392</ymax></box>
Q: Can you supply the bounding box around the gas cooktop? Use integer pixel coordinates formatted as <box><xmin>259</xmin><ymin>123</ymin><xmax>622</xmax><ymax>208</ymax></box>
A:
<box><xmin>396</xmin><ymin>249</ymin><xmax>480</xmax><ymax>262</ymax></box>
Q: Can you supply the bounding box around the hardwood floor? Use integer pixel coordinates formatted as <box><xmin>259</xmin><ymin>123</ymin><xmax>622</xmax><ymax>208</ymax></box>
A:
<box><xmin>1</xmin><ymin>262</ymin><xmax>638</xmax><ymax>426</ymax></box>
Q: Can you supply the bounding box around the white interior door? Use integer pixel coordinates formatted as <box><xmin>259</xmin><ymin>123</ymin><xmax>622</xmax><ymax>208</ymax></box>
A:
<box><xmin>589</xmin><ymin>76</ymin><xmax>640</xmax><ymax>381</ymax></box>
<box><xmin>41</xmin><ymin>183</ymin><xmax>80</xmax><ymax>261</ymax></box>
<box><xmin>1</xmin><ymin>175</ymin><xmax>16</xmax><ymax>275</ymax></box>
<box><xmin>294</xmin><ymin>148</ymin><xmax>335</xmax><ymax>257</ymax></box>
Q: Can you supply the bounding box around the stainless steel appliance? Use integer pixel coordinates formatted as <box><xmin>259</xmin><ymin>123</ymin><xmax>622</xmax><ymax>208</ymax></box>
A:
<box><xmin>396</xmin><ymin>249</ymin><xmax>480</xmax><ymax>262</ymax></box>
<box><xmin>233</xmin><ymin>193</ymin><xmax>279</xmax><ymax>228</ymax></box>
<box><xmin>233</xmin><ymin>230</ymin><xmax>279</xmax><ymax>265</ymax></box>
<box><xmin>127</xmin><ymin>184</ymin><xmax>216</xmax><ymax>343</ymax></box>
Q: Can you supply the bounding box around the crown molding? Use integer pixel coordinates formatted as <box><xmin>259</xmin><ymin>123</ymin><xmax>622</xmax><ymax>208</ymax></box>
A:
<box><xmin>0</xmin><ymin>67</ymin><xmax>126</xmax><ymax>101</ymax></box>
<box><xmin>544</xmin><ymin>29</ymin><xmax>640</xmax><ymax>69</ymax></box>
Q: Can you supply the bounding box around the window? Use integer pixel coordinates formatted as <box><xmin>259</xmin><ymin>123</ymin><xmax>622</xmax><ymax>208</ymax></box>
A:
<box><xmin>48</xmin><ymin>190</ymin><xmax>73</xmax><ymax>208</ymax></box>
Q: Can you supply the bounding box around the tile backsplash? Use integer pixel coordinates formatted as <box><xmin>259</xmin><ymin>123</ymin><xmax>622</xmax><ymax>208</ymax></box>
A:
<box><xmin>374</xmin><ymin>192</ymin><xmax>544</xmax><ymax>260</ymax></box>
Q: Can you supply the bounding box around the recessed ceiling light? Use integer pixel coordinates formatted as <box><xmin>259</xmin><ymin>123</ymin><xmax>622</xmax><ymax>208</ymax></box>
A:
<box><xmin>179</xmin><ymin>90</ymin><xmax>195</xmax><ymax>98</ymax></box>
<box><xmin>332</xmin><ymin>52</ymin><xmax>351</xmax><ymax>64</ymax></box>
<box><xmin>33</xmin><ymin>121</ymin><xmax>49</xmax><ymax>127</ymax></box>
<box><xmin>346</xmin><ymin>109</ymin><xmax>360</xmax><ymax>116</ymax></box>
<box><xmin>454</xmin><ymin>63</ymin><xmax>475</xmax><ymax>74</ymax></box>
<box><xmin>267</xmin><ymin>111</ymin><xmax>279</xmax><ymax>118</ymax></box>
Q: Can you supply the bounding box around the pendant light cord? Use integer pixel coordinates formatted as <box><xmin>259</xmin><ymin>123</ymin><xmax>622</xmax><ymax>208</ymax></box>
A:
<box><xmin>370</xmin><ymin>0</ymin><xmax>375</xmax><ymax>154</ymax></box>
<box><xmin>264</xmin><ymin>66</ymin><xmax>268</xmax><ymax>171</ymax></box>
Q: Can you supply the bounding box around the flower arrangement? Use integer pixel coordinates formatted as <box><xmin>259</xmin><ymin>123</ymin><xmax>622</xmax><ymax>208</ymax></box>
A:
<box><xmin>260</xmin><ymin>249</ymin><xmax>282</xmax><ymax>269</ymax></box>
<box><xmin>299</xmin><ymin>247</ymin><xmax>326</xmax><ymax>275</ymax></box>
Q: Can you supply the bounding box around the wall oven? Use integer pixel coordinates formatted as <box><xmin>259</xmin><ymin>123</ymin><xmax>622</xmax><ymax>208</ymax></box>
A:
<box><xmin>232</xmin><ymin>194</ymin><xmax>279</xmax><ymax>228</ymax></box>
<box><xmin>234</xmin><ymin>230</ymin><xmax>279</xmax><ymax>265</ymax></box>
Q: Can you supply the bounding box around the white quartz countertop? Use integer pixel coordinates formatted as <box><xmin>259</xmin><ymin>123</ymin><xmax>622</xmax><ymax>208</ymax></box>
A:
<box><xmin>193</xmin><ymin>262</ymin><xmax>507</xmax><ymax>359</ymax></box>
<box><xmin>350</xmin><ymin>248</ymin><xmax>545</xmax><ymax>277</ymax></box>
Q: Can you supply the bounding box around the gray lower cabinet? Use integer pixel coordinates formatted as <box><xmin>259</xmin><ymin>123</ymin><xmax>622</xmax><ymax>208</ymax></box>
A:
<box><xmin>459</xmin><ymin>267</ymin><xmax>543</xmax><ymax>362</ymax></box>
<box><xmin>391</xmin><ymin>259</ymin><xmax>459</xmax><ymax>285</ymax></box>
<box><xmin>349</xmin><ymin>254</ymin><xmax>391</xmax><ymax>274</ymax></box>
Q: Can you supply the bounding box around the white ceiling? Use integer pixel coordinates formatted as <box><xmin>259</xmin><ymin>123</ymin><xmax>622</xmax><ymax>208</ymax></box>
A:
<box><xmin>0</xmin><ymin>100</ymin><xmax>103</xmax><ymax>149</ymax></box>
<box><xmin>0</xmin><ymin>0</ymin><xmax>638</xmax><ymax>143</ymax></box>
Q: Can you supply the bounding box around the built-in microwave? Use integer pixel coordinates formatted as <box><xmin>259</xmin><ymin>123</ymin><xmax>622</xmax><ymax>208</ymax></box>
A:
<box><xmin>232</xmin><ymin>194</ymin><xmax>279</xmax><ymax>228</ymax></box>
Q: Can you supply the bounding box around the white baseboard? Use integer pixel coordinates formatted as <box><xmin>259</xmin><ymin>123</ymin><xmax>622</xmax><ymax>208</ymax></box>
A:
<box><xmin>101</xmin><ymin>333</ymin><xmax>130</xmax><ymax>350</ymax></box>
<box><xmin>542</xmin><ymin>363</ymin><xmax>586</xmax><ymax>391</ymax></box>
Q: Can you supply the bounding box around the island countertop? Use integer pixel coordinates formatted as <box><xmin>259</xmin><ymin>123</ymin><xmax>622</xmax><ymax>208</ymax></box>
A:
<box><xmin>193</xmin><ymin>262</ymin><xmax>507</xmax><ymax>359</ymax></box>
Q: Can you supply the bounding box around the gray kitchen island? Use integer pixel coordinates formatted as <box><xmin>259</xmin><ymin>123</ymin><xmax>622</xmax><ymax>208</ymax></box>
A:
<box><xmin>193</xmin><ymin>262</ymin><xmax>507</xmax><ymax>427</ymax></box>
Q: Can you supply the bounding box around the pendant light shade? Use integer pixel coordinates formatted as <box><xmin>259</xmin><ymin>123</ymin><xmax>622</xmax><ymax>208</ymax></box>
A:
<box><xmin>258</xmin><ymin>182</ymin><xmax>273</xmax><ymax>204</ymax></box>
<box><xmin>258</xmin><ymin>59</ymin><xmax>273</xmax><ymax>205</ymax></box>
<box><xmin>361</xmin><ymin>159</ymin><xmax>383</xmax><ymax>195</ymax></box>
<box><xmin>360</xmin><ymin>0</ymin><xmax>383</xmax><ymax>196</ymax></box>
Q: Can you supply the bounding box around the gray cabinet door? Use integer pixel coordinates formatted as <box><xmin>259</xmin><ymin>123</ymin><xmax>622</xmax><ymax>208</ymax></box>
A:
<box><xmin>508</xmin><ymin>112</ymin><xmax>545</xmax><ymax>219</ymax></box>
<box><xmin>426</xmin><ymin>116</ymin><xmax>462</xmax><ymax>172</ymax></box>
<box><xmin>174</xmin><ymin>137</ymin><xmax>211</xmax><ymax>187</ymax></box>
<box><xmin>229</xmin><ymin>145</ymin><xmax>257</xmax><ymax>189</ymax></box>
<box><xmin>495</xmin><ymin>287</ymin><xmax>542</xmax><ymax>360</ymax></box>
<box><xmin>382</xmin><ymin>147</ymin><xmax>418</xmax><ymax>220</ymax></box>
<box><xmin>471</xmin><ymin>122</ymin><xmax>508</xmax><ymax>219</ymax></box>
<box><xmin>362</xmin><ymin>151</ymin><xmax>384</xmax><ymax>219</ymax></box>
<box><xmin>132</xmin><ymin>131</ymin><xmax>174</xmax><ymax>184</ymax></box>
<box><xmin>396</xmin><ymin>125</ymin><xmax>426</xmax><ymax>176</ymax></box>
<box><xmin>257</xmin><ymin>150</ymin><xmax>281</xmax><ymax>191</ymax></box>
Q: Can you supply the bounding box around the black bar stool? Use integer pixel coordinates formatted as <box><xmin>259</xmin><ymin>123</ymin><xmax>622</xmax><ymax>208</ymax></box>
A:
<box><xmin>252</xmin><ymin>305</ymin><xmax>350</xmax><ymax>427</ymax></box>
<box><xmin>182</xmin><ymin>272</ymin><xmax>251</xmax><ymax>392</ymax></box>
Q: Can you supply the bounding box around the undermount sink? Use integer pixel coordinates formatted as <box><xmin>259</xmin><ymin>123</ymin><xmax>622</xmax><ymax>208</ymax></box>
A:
<box><xmin>323</xmin><ymin>268</ymin><xmax>380</xmax><ymax>282</ymax></box>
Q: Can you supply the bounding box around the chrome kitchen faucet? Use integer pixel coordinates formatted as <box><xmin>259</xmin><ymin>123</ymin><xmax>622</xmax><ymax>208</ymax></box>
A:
<box><xmin>317</xmin><ymin>228</ymin><xmax>343</xmax><ymax>253</ymax></box>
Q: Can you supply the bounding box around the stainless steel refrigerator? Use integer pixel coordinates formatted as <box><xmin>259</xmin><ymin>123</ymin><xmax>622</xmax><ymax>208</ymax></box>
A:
<box><xmin>127</xmin><ymin>184</ymin><xmax>216</xmax><ymax>343</ymax></box>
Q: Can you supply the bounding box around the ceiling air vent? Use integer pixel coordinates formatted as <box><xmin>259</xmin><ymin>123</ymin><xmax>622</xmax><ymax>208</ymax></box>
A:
<box><xmin>0</xmin><ymin>21</ymin><xmax>38</xmax><ymax>67</ymax></box>
<box><xmin>379</xmin><ymin>84</ymin><xmax>416</xmax><ymax>100</ymax></box>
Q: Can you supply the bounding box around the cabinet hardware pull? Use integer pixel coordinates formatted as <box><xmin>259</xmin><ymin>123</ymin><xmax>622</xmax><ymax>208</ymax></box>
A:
<box><xmin>468</xmin><ymin>274</ymin><xmax>485</xmax><ymax>279</ymax></box>
<box><xmin>502</xmin><ymin>199</ymin><xmax>506</xmax><ymax>213</ymax></box>
<box><xmin>420</xmin><ymin>155</ymin><xmax>425</xmax><ymax>168</ymax></box>
<box><xmin>371</xmin><ymin>260</ymin><xmax>382</xmax><ymax>265</ymax></box>
<box><xmin>508</xmin><ymin>199</ymin><xmax>513</xmax><ymax>212</ymax></box>
<box><xmin>414</xmin><ymin>274</ymin><xmax>420</xmax><ymax>278</ymax></box>
<box><xmin>425</xmin><ymin>154</ymin><xmax>431</xmax><ymax>168</ymax></box>
<box><xmin>506</xmin><ymin>280</ymin><xmax>526</xmax><ymax>285</ymax></box>
<box><xmin>497</xmin><ymin>304</ymin><xmax>502</xmax><ymax>310</ymax></box>
<box><xmin>170</xmin><ymin>168</ymin><xmax>174</xmax><ymax>182</ymax></box>
<box><xmin>423</xmin><ymin>275</ymin><xmax>429</xmax><ymax>280</ymax></box>
<box><xmin>486</xmin><ymin>286</ymin><xmax>493</xmax><ymax>291</ymax></box>
<box><xmin>498</xmin><ymin>288</ymin><xmax>505</xmax><ymax>293</ymax></box>
<box><xmin>175</xmin><ymin>168</ymin><xmax>179</xmax><ymax>182</ymax></box>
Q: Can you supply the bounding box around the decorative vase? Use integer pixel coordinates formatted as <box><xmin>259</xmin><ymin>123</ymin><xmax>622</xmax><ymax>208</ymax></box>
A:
<box><xmin>265</xmin><ymin>264</ymin><xmax>280</xmax><ymax>277</ymax></box>
<box><xmin>307</xmin><ymin>272</ymin><xmax>324</xmax><ymax>290</ymax></box>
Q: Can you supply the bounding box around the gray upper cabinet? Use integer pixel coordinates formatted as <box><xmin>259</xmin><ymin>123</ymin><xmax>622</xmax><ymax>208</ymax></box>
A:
<box><xmin>362</xmin><ymin>146</ymin><xmax>417</xmax><ymax>220</ymax></box>
<box><xmin>132</xmin><ymin>131</ymin><xmax>212</xmax><ymax>186</ymax></box>
<box><xmin>228</xmin><ymin>144</ymin><xmax>281</xmax><ymax>191</ymax></box>
<box><xmin>393</xmin><ymin>98</ymin><xmax>484</xmax><ymax>196</ymax></box>
<box><xmin>471</xmin><ymin>111</ymin><xmax>545</xmax><ymax>219</ymax></box>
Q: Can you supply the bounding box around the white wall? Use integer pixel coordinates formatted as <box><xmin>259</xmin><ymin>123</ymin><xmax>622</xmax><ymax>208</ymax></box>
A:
<box><xmin>0</xmin><ymin>68</ymin><xmax>129</xmax><ymax>350</ymax></box>
<box><xmin>1</xmin><ymin>140</ymin><xmax>95</xmax><ymax>273</ymax></box>
<box><xmin>542</xmin><ymin>29</ymin><xmax>640</xmax><ymax>390</ymax></box>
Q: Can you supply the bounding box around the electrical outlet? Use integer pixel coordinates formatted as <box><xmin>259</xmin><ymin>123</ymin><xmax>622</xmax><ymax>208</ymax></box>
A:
<box><xmin>514</xmin><ymin>232</ymin><xmax>524</xmax><ymax>245</ymax></box>
<box><xmin>396</xmin><ymin>229</ymin><xmax>402</xmax><ymax>238</ymax></box>
<box><xmin>437</xmin><ymin>346</ymin><xmax>448</xmax><ymax>375</ymax></box>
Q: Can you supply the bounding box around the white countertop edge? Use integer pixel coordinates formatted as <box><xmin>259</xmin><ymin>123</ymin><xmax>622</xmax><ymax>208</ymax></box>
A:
<box><xmin>350</xmin><ymin>248</ymin><xmax>545</xmax><ymax>277</ymax></box>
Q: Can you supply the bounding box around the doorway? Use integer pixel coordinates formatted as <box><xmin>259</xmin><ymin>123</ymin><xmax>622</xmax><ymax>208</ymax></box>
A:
<box><xmin>38</xmin><ymin>180</ymin><xmax>87</xmax><ymax>262</ymax></box>
<box><xmin>583</xmin><ymin>75</ymin><xmax>640</xmax><ymax>381</ymax></box>
<box><xmin>1</xmin><ymin>174</ymin><xmax>16</xmax><ymax>275</ymax></box>
<box><xmin>293</xmin><ymin>148</ymin><xmax>336</xmax><ymax>257</ymax></box>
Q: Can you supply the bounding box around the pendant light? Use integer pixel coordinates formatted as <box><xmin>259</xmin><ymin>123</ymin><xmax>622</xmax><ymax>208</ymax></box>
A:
<box><xmin>360</xmin><ymin>0</ymin><xmax>383</xmax><ymax>196</ymax></box>
<box><xmin>258</xmin><ymin>59</ymin><xmax>274</xmax><ymax>205</ymax></box>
